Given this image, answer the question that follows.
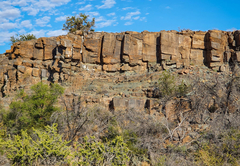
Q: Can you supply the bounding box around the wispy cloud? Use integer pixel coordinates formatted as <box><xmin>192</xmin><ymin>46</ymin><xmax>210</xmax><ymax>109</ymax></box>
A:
<box><xmin>0</xmin><ymin>31</ymin><xmax>16</xmax><ymax>45</ymax></box>
<box><xmin>107</xmin><ymin>12</ymin><xmax>115</xmax><ymax>16</ymax></box>
<box><xmin>21</xmin><ymin>20</ymin><xmax>32</xmax><ymax>29</ymax></box>
<box><xmin>165</xmin><ymin>6</ymin><xmax>171</xmax><ymax>9</ymax></box>
<box><xmin>226</xmin><ymin>27</ymin><xmax>237</xmax><ymax>31</ymax></box>
<box><xmin>29</xmin><ymin>29</ymin><xmax>46</xmax><ymax>38</ymax></box>
<box><xmin>47</xmin><ymin>29</ymin><xmax>67</xmax><ymax>36</ymax></box>
<box><xmin>122</xmin><ymin>7</ymin><xmax>134</xmax><ymax>10</ymax></box>
<box><xmin>86</xmin><ymin>11</ymin><xmax>100</xmax><ymax>17</ymax></box>
<box><xmin>35</xmin><ymin>16</ymin><xmax>51</xmax><ymax>27</ymax></box>
<box><xmin>55</xmin><ymin>15</ymin><xmax>68</xmax><ymax>22</ymax></box>
<box><xmin>0</xmin><ymin>8</ymin><xmax>21</xmax><ymax>20</ymax></box>
<box><xmin>21</xmin><ymin>0</ymin><xmax>71</xmax><ymax>16</ymax></box>
<box><xmin>97</xmin><ymin>0</ymin><xmax>116</xmax><ymax>9</ymax></box>
<box><xmin>121</xmin><ymin>10</ymin><xmax>141</xmax><ymax>20</ymax></box>
<box><xmin>124</xmin><ymin>21</ymin><xmax>133</xmax><ymax>26</ymax></box>
<box><xmin>79</xmin><ymin>4</ymin><xmax>93</xmax><ymax>11</ymax></box>
<box><xmin>96</xmin><ymin>19</ymin><xmax>117</xmax><ymax>28</ymax></box>
<box><xmin>0</xmin><ymin>22</ymin><xmax>17</xmax><ymax>30</ymax></box>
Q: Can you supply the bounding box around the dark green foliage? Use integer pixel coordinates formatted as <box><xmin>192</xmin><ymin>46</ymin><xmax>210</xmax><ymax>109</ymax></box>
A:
<box><xmin>10</xmin><ymin>34</ymin><xmax>36</xmax><ymax>44</ymax></box>
<box><xmin>158</xmin><ymin>71</ymin><xmax>189</xmax><ymax>98</ymax></box>
<box><xmin>123</xmin><ymin>130</ymin><xmax>148</xmax><ymax>156</ymax></box>
<box><xmin>2</xmin><ymin>82</ymin><xmax>64</xmax><ymax>134</ymax></box>
<box><xmin>62</xmin><ymin>13</ymin><xmax>95</xmax><ymax>33</ymax></box>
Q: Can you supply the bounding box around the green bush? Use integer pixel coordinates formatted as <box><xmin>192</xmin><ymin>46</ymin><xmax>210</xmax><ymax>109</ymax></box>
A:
<box><xmin>158</xmin><ymin>71</ymin><xmax>189</xmax><ymax>98</ymax></box>
<box><xmin>74</xmin><ymin>136</ymin><xmax>131</xmax><ymax>166</ymax></box>
<box><xmin>62</xmin><ymin>13</ymin><xmax>95</xmax><ymax>33</ymax></box>
<box><xmin>2</xmin><ymin>82</ymin><xmax>64</xmax><ymax>134</ymax></box>
<box><xmin>10</xmin><ymin>34</ymin><xmax>36</xmax><ymax>44</ymax></box>
<box><xmin>0</xmin><ymin>124</ymin><xmax>71</xmax><ymax>166</ymax></box>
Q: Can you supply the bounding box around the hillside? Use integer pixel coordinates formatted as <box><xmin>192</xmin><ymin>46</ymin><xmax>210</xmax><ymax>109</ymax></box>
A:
<box><xmin>1</xmin><ymin>30</ymin><xmax>240</xmax><ymax>165</ymax></box>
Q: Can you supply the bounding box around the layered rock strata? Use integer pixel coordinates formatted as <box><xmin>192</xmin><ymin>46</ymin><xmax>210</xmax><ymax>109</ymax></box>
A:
<box><xmin>0</xmin><ymin>30</ymin><xmax>239</xmax><ymax>108</ymax></box>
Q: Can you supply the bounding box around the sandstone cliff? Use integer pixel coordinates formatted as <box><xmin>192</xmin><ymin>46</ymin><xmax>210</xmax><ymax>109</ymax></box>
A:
<box><xmin>0</xmin><ymin>29</ymin><xmax>239</xmax><ymax>110</ymax></box>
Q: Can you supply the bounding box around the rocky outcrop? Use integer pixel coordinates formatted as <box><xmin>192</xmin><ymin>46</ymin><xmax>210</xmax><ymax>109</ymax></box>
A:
<box><xmin>0</xmin><ymin>30</ymin><xmax>239</xmax><ymax>108</ymax></box>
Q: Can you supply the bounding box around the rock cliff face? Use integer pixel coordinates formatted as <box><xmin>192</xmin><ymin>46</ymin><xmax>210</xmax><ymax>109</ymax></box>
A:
<box><xmin>0</xmin><ymin>30</ymin><xmax>239</xmax><ymax>110</ymax></box>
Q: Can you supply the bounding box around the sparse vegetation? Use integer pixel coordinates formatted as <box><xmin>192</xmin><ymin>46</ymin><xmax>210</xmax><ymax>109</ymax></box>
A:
<box><xmin>1</xmin><ymin>82</ymin><xmax>64</xmax><ymax>135</ymax></box>
<box><xmin>10</xmin><ymin>34</ymin><xmax>36</xmax><ymax>44</ymax></box>
<box><xmin>1</xmin><ymin>68</ymin><xmax>240</xmax><ymax>165</ymax></box>
<box><xmin>62</xmin><ymin>13</ymin><xmax>95</xmax><ymax>33</ymax></box>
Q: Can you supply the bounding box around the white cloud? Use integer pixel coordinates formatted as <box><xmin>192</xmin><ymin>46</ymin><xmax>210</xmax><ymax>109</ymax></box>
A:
<box><xmin>0</xmin><ymin>1</ymin><xmax>12</xmax><ymax>9</ymax></box>
<box><xmin>55</xmin><ymin>15</ymin><xmax>68</xmax><ymax>22</ymax></box>
<box><xmin>0</xmin><ymin>8</ymin><xmax>21</xmax><ymax>20</ymax></box>
<box><xmin>122</xmin><ymin>7</ymin><xmax>134</xmax><ymax>10</ymax></box>
<box><xmin>86</xmin><ymin>11</ymin><xmax>100</xmax><ymax>17</ymax></box>
<box><xmin>0</xmin><ymin>22</ymin><xmax>17</xmax><ymax>30</ymax></box>
<box><xmin>21</xmin><ymin>20</ymin><xmax>32</xmax><ymax>29</ymax></box>
<box><xmin>97</xmin><ymin>0</ymin><xmax>116</xmax><ymax>9</ymax></box>
<box><xmin>21</xmin><ymin>0</ymin><xmax>71</xmax><ymax>16</ymax></box>
<box><xmin>133</xmin><ymin>16</ymin><xmax>140</xmax><ymax>20</ymax></box>
<box><xmin>79</xmin><ymin>4</ymin><xmax>93</xmax><ymax>11</ymax></box>
<box><xmin>124</xmin><ymin>21</ymin><xmax>133</xmax><ymax>26</ymax></box>
<box><xmin>145</xmin><ymin>13</ymin><xmax>149</xmax><ymax>15</ymax></box>
<box><xmin>96</xmin><ymin>19</ymin><xmax>117</xmax><ymax>28</ymax></box>
<box><xmin>226</xmin><ymin>28</ymin><xmax>237</xmax><ymax>32</ymax></box>
<box><xmin>12</xmin><ymin>0</ymin><xmax>29</xmax><ymax>6</ymax></box>
<box><xmin>95</xmin><ymin>16</ymin><xmax>105</xmax><ymax>22</ymax></box>
<box><xmin>140</xmin><ymin>17</ymin><xmax>146</xmax><ymax>21</ymax></box>
<box><xmin>18</xmin><ymin>29</ymin><xmax>26</xmax><ymax>34</ymax></box>
<box><xmin>165</xmin><ymin>6</ymin><xmax>171</xmax><ymax>9</ymax></box>
<box><xmin>0</xmin><ymin>31</ymin><xmax>16</xmax><ymax>46</ymax></box>
<box><xmin>77</xmin><ymin>1</ymin><xmax>85</xmax><ymax>5</ymax></box>
<box><xmin>46</xmin><ymin>29</ymin><xmax>67</xmax><ymax>36</ymax></box>
<box><xmin>107</xmin><ymin>12</ymin><xmax>115</xmax><ymax>16</ymax></box>
<box><xmin>50</xmin><ymin>0</ymin><xmax>71</xmax><ymax>3</ymax></box>
<box><xmin>22</xmin><ymin>6</ymin><xmax>39</xmax><ymax>16</ymax></box>
<box><xmin>36</xmin><ymin>16</ymin><xmax>51</xmax><ymax>27</ymax></box>
<box><xmin>29</xmin><ymin>29</ymin><xmax>46</xmax><ymax>38</ymax></box>
<box><xmin>121</xmin><ymin>10</ymin><xmax>141</xmax><ymax>20</ymax></box>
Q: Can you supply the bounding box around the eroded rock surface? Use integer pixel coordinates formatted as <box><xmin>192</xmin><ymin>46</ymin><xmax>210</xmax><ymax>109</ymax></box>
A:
<box><xmin>0</xmin><ymin>30</ymin><xmax>239</xmax><ymax>111</ymax></box>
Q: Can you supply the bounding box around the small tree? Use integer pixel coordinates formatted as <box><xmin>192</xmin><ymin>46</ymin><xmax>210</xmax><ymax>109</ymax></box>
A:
<box><xmin>2</xmin><ymin>82</ymin><xmax>64</xmax><ymax>135</ymax></box>
<box><xmin>10</xmin><ymin>34</ymin><xmax>36</xmax><ymax>44</ymax></box>
<box><xmin>62</xmin><ymin>13</ymin><xmax>95</xmax><ymax>33</ymax></box>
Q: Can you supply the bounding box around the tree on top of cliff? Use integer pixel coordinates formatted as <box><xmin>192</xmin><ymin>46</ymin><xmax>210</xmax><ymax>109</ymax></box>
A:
<box><xmin>62</xmin><ymin>13</ymin><xmax>95</xmax><ymax>34</ymax></box>
<box><xmin>10</xmin><ymin>34</ymin><xmax>36</xmax><ymax>44</ymax></box>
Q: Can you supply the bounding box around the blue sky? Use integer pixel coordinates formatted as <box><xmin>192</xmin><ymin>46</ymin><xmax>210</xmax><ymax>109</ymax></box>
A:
<box><xmin>0</xmin><ymin>0</ymin><xmax>239</xmax><ymax>53</ymax></box>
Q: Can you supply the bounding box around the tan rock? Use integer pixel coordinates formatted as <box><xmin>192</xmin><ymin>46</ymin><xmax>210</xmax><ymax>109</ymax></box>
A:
<box><xmin>42</xmin><ymin>37</ymin><xmax>57</xmax><ymax>60</ymax></box>
<box><xmin>103</xmin><ymin>64</ymin><xmax>120</xmax><ymax>72</ymax></box>
<box><xmin>142</xmin><ymin>33</ymin><xmax>159</xmax><ymax>63</ymax></box>
<box><xmin>123</xmin><ymin>33</ymin><xmax>143</xmax><ymax>65</ymax></box>
<box><xmin>82</xmin><ymin>33</ymin><xmax>102</xmax><ymax>63</ymax></box>
<box><xmin>32</xmin><ymin>68</ymin><xmax>40</xmax><ymax>77</ymax></box>
<box><xmin>18</xmin><ymin>40</ymin><xmax>37</xmax><ymax>59</ymax></box>
<box><xmin>102</xmin><ymin>33</ymin><xmax>121</xmax><ymax>64</ymax></box>
<box><xmin>190</xmin><ymin>49</ymin><xmax>204</xmax><ymax>65</ymax></box>
<box><xmin>18</xmin><ymin>65</ymin><xmax>26</xmax><ymax>73</ymax></box>
<box><xmin>33</xmin><ymin>48</ymin><xmax>43</xmax><ymax>60</ymax></box>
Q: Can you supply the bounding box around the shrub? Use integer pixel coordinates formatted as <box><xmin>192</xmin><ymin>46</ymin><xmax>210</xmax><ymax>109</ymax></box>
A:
<box><xmin>195</xmin><ymin>128</ymin><xmax>240</xmax><ymax>166</ymax></box>
<box><xmin>2</xmin><ymin>82</ymin><xmax>64</xmax><ymax>134</ymax></box>
<box><xmin>74</xmin><ymin>136</ymin><xmax>131</xmax><ymax>166</ymax></box>
<box><xmin>62</xmin><ymin>13</ymin><xmax>95</xmax><ymax>33</ymax></box>
<box><xmin>158</xmin><ymin>71</ymin><xmax>189</xmax><ymax>98</ymax></box>
<box><xmin>0</xmin><ymin>124</ymin><xmax>71</xmax><ymax>165</ymax></box>
<box><xmin>10</xmin><ymin>34</ymin><xmax>36</xmax><ymax>44</ymax></box>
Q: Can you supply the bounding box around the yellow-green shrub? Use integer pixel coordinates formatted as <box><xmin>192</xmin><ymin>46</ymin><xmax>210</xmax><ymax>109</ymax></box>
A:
<box><xmin>74</xmin><ymin>136</ymin><xmax>130</xmax><ymax>166</ymax></box>
<box><xmin>0</xmin><ymin>124</ymin><xmax>71</xmax><ymax>165</ymax></box>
